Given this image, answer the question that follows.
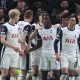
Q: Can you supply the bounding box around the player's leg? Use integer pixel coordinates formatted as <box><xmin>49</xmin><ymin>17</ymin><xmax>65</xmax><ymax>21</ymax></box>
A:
<box><xmin>50</xmin><ymin>57</ymin><xmax>60</xmax><ymax>80</ymax></box>
<box><xmin>17</xmin><ymin>55</ymin><xmax>27</xmax><ymax>80</ymax></box>
<box><xmin>31</xmin><ymin>50</ymin><xmax>41</xmax><ymax>80</ymax></box>
<box><xmin>68</xmin><ymin>59</ymin><xmax>78</xmax><ymax>80</ymax></box>
<box><xmin>40</xmin><ymin>55</ymin><xmax>49</xmax><ymax>80</ymax></box>
<box><xmin>0</xmin><ymin>54</ymin><xmax>10</xmax><ymax>80</ymax></box>
<box><xmin>76</xmin><ymin>56</ymin><xmax>80</xmax><ymax>80</ymax></box>
<box><xmin>60</xmin><ymin>55</ymin><xmax>69</xmax><ymax>80</ymax></box>
<box><xmin>10</xmin><ymin>54</ymin><xmax>19</xmax><ymax>80</ymax></box>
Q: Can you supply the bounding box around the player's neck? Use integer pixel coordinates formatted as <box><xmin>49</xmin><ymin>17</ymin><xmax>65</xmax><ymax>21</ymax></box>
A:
<box><xmin>8</xmin><ymin>19</ymin><xmax>16</xmax><ymax>26</ymax></box>
<box><xmin>44</xmin><ymin>24</ymin><xmax>52</xmax><ymax>29</ymax></box>
<box><xmin>39</xmin><ymin>22</ymin><xmax>43</xmax><ymax>27</ymax></box>
<box><xmin>24</xmin><ymin>19</ymin><xmax>30</xmax><ymax>23</ymax></box>
<box><xmin>67</xmin><ymin>26</ymin><xmax>75</xmax><ymax>31</ymax></box>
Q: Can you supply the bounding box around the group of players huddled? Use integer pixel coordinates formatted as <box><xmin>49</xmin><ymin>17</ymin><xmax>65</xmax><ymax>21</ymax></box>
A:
<box><xmin>0</xmin><ymin>8</ymin><xmax>80</xmax><ymax>80</ymax></box>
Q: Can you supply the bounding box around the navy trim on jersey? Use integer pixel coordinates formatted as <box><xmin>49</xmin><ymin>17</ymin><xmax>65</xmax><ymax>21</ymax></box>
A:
<box><xmin>37</xmin><ymin>30</ymin><xmax>41</xmax><ymax>39</ymax></box>
<box><xmin>1</xmin><ymin>46</ymin><xmax>6</xmax><ymax>59</ymax></box>
<box><xmin>67</xmin><ymin>27</ymin><xmax>75</xmax><ymax>31</ymax></box>
<box><xmin>54</xmin><ymin>28</ymin><xmax>62</xmax><ymax>53</ymax></box>
<box><xmin>1</xmin><ymin>25</ymin><xmax>8</xmax><ymax>36</ymax></box>
<box><xmin>23</xmin><ymin>25</ymin><xmax>32</xmax><ymax>35</ymax></box>
<box><xmin>31</xmin><ymin>25</ymin><xmax>35</xmax><ymax>32</ymax></box>
<box><xmin>31</xmin><ymin>42</ymin><xmax>36</xmax><ymax>48</ymax></box>
<box><xmin>23</xmin><ymin>24</ymin><xmax>33</xmax><ymax>70</ymax></box>
<box><xmin>78</xmin><ymin>35</ymin><xmax>80</xmax><ymax>51</ymax></box>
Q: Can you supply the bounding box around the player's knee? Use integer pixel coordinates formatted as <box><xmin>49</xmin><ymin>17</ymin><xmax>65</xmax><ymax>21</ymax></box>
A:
<box><xmin>32</xmin><ymin>70</ymin><xmax>38</xmax><ymax>76</ymax></box>
<box><xmin>61</xmin><ymin>68</ymin><xmax>68</xmax><ymax>74</ymax></box>
<box><xmin>69</xmin><ymin>71</ymin><xmax>76</xmax><ymax>76</ymax></box>
<box><xmin>21</xmin><ymin>70</ymin><xmax>27</xmax><ymax>76</ymax></box>
<box><xmin>32</xmin><ymin>66</ymin><xmax>38</xmax><ymax>76</ymax></box>
<box><xmin>11</xmin><ymin>68</ymin><xmax>16</xmax><ymax>77</ymax></box>
<box><xmin>1</xmin><ymin>69</ymin><xmax>8</xmax><ymax>78</ymax></box>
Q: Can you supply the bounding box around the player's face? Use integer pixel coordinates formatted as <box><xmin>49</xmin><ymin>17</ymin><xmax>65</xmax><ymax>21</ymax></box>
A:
<box><xmin>42</xmin><ymin>13</ymin><xmax>50</xmax><ymax>26</ymax></box>
<box><xmin>62</xmin><ymin>18</ymin><xmax>68</xmax><ymax>27</ymax></box>
<box><xmin>77</xmin><ymin>14</ymin><xmax>80</xmax><ymax>20</ymax></box>
<box><xmin>15</xmin><ymin>15</ymin><xmax>20</xmax><ymax>23</ymax></box>
<box><xmin>68</xmin><ymin>17</ymin><xmax>76</xmax><ymax>28</ymax></box>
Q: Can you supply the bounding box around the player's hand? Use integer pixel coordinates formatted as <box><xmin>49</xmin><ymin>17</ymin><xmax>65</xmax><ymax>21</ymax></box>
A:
<box><xmin>25</xmin><ymin>48</ymin><xmax>32</xmax><ymax>54</ymax></box>
<box><xmin>76</xmin><ymin>67</ymin><xmax>80</xmax><ymax>73</ymax></box>
<box><xmin>25</xmin><ymin>48</ymin><xmax>30</xmax><ymax>54</ymax></box>
<box><xmin>19</xmin><ymin>49</ymin><xmax>26</xmax><ymax>56</ymax></box>
<box><xmin>13</xmin><ymin>47</ymin><xmax>20</xmax><ymax>52</ymax></box>
<box><xmin>21</xmin><ymin>42</ymin><xmax>29</xmax><ymax>50</ymax></box>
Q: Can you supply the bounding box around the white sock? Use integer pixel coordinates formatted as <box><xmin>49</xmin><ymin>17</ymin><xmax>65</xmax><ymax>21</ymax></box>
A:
<box><xmin>10</xmin><ymin>77</ymin><xmax>16</xmax><ymax>80</ymax></box>
<box><xmin>60</xmin><ymin>74</ymin><xmax>68</xmax><ymax>80</ymax></box>
<box><xmin>17</xmin><ymin>74</ymin><xmax>26</xmax><ymax>80</ymax></box>
<box><xmin>69</xmin><ymin>76</ymin><xmax>75</xmax><ymax>80</ymax></box>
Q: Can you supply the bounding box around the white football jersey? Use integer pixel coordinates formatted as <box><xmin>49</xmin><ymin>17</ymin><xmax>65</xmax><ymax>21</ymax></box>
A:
<box><xmin>17</xmin><ymin>21</ymin><xmax>31</xmax><ymax>35</ymax></box>
<box><xmin>38</xmin><ymin>26</ymin><xmax>57</xmax><ymax>54</ymax></box>
<box><xmin>2</xmin><ymin>22</ymin><xmax>20</xmax><ymax>54</ymax></box>
<box><xmin>61</xmin><ymin>27</ymin><xmax>79</xmax><ymax>56</ymax></box>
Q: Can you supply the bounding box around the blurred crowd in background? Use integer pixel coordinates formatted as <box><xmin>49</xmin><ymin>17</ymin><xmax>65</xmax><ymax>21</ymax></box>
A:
<box><xmin>0</xmin><ymin>0</ymin><xmax>80</xmax><ymax>24</ymax></box>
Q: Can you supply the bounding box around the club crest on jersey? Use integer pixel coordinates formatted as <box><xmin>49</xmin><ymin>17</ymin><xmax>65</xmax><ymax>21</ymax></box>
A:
<box><xmin>43</xmin><ymin>36</ymin><xmax>53</xmax><ymax>40</ymax></box>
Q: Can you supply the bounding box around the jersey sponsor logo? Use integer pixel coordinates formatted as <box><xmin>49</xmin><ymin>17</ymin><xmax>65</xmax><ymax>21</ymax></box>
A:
<box><xmin>43</xmin><ymin>36</ymin><xmax>53</xmax><ymax>41</ymax></box>
<box><xmin>11</xmin><ymin>34</ymin><xmax>18</xmax><ymax>38</ymax></box>
<box><xmin>65</xmin><ymin>38</ymin><xmax>75</xmax><ymax>43</ymax></box>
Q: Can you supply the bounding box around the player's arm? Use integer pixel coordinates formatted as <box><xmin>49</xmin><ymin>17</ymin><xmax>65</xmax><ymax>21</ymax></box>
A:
<box><xmin>1</xmin><ymin>25</ymin><xmax>19</xmax><ymax>52</ymax></box>
<box><xmin>54</xmin><ymin>28</ymin><xmax>62</xmax><ymax>54</ymax></box>
<box><xmin>54</xmin><ymin>28</ymin><xmax>62</xmax><ymax>61</ymax></box>
<box><xmin>53</xmin><ymin>23</ymin><xmax>61</xmax><ymax>28</ymax></box>
<box><xmin>27</xmin><ymin>29</ymin><xmax>42</xmax><ymax>52</ymax></box>
<box><xmin>20</xmin><ymin>25</ymin><xmax>32</xmax><ymax>50</ymax></box>
<box><xmin>29</xmin><ymin>25</ymin><xmax>36</xmax><ymax>40</ymax></box>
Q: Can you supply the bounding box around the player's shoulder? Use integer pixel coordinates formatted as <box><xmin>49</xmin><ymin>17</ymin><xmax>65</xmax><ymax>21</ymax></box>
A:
<box><xmin>3</xmin><ymin>22</ymin><xmax>9</xmax><ymax>26</ymax></box>
<box><xmin>2</xmin><ymin>22</ymin><xmax>9</xmax><ymax>28</ymax></box>
<box><xmin>75</xmin><ymin>24</ymin><xmax>80</xmax><ymax>30</ymax></box>
<box><xmin>61</xmin><ymin>27</ymin><xmax>67</xmax><ymax>30</ymax></box>
<box><xmin>17</xmin><ymin>21</ymin><xmax>31</xmax><ymax>26</ymax></box>
<box><xmin>75</xmin><ymin>28</ymin><xmax>80</xmax><ymax>34</ymax></box>
<box><xmin>75</xmin><ymin>24</ymin><xmax>79</xmax><ymax>27</ymax></box>
<box><xmin>1</xmin><ymin>23</ymin><xmax>8</xmax><ymax>32</ymax></box>
<box><xmin>32</xmin><ymin>23</ymin><xmax>37</xmax><ymax>26</ymax></box>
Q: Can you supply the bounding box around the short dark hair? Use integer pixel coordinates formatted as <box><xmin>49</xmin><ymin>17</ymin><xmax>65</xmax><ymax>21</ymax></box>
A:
<box><xmin>68</xmin><ymin>13</ymin><xmax>76</xmax><ymax>20</ymax></box>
